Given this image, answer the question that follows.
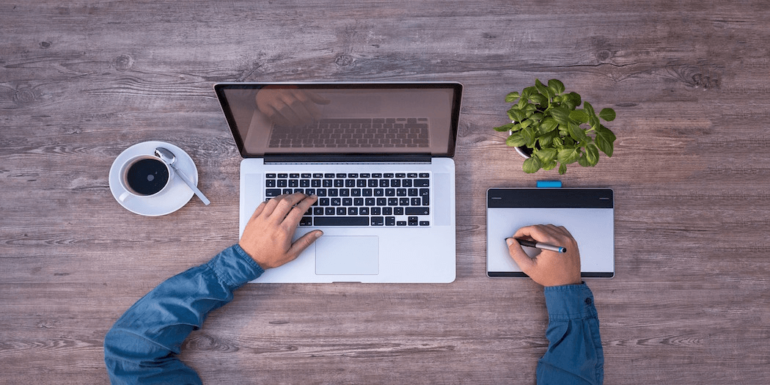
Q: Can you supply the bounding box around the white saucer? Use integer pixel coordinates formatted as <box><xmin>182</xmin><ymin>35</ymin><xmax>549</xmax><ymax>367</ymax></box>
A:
<box><xmin>109</xmin><ymin>141</ymin><xmax>199</xmax><ymax>216</ymax></box>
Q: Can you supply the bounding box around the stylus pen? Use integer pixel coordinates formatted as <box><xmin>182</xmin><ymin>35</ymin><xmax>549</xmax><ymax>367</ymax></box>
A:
<box><xmin>505</xmin><ymin>238</ymin><xmax>567</xmax><ymax>253</ymax></box>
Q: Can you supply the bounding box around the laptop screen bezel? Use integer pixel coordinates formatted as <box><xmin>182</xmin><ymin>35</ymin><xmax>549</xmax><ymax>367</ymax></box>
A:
<box><xmin>213</xmin><ymin>82</ymin><xmax>463</xmax><ymax>159</ymax></box>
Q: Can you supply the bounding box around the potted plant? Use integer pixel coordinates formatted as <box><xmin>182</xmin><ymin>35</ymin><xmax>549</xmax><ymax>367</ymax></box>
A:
<box><xmin>493</xmin><ymin>79</ymin><xmax>617</xmax><ymax>174</ymax></box>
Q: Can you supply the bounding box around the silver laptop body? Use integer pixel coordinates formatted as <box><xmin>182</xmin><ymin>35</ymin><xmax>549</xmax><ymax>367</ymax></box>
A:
<box><xmin>214</xmin><ymin>82</ymin><xmax>462</xmax><ymax>283</ymax></box>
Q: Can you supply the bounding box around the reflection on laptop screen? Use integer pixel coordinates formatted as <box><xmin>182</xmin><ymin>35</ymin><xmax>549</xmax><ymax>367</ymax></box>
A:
<box><xmin>218</xmin><ymin>84</ymin><xmax>461</xmax><ymax>157</ymax></box>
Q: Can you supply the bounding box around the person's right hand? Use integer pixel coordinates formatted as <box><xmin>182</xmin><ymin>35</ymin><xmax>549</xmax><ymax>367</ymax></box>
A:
<box><xmin>238</xmin><ymin>193</ymin><xmax>322</xmax><ymax>269</ymax></box>
<box><xmin>256</xmin><ymin>87</ymin><xmax>330</xmax><ymax>126</ymax></box>
<box><xmin>506</xmin><ymin>224</ymin><xmax>582</xmax><ymax>287</ymax></box>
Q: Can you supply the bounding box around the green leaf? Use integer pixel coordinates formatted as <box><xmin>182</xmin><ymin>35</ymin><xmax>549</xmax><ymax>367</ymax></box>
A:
<box><xmin>536</xmin><ymin>148</ymin><xmax>557</xmax><ymax>163</ymax></box>
<box><xmin>530</xmin><ymin>112</ymin><xmax>544</xmax><ymax>121</ymax></box>
<box><xmin>569</xmin><ymin>110</ymin><xmax>589</xmax><ymax>123</ymax></box>
<box><xmin>520</xmin><ymin>119</ymin><xmax>532</xmax><ymax>128</ymax></box>
<box><xmin>529</xmin><ymin>93</ymin><xmax>547</xmax><ymax>105</ymax></box>
<box><xmin>525</xmin><ymin>104</ymin><xmax>537</xmax><ymax>112</ymax></box>
<box><xmin>538</xmin><ymin>129</ymin><xmax>558</xmax><ymax>145</ymax></box>
<box><xmin>594</xmin><ymin>125</ymin><xmax>616</xmax><ymax>156</ymax></box>
<box><xmin>589</xmin><ymin>115</ymin><xmax>600</xmax><ymax>130</ymax></box>
<box><xmin>509</xmin><ymin>109</ymin><xmax>526</xmax><ymax>122</ymax></box>
<box><xmin>535</xmin><ymin>79</ymin><xmax>551</xmax><ymax>99</ymax></box>
<box><xmin>583</xmin><ymin>101</ymin><xmax>595</xmax><ymax>117</ymax></box>
<box><xmin>505</xmin><ymin>92</ymin><xmax>521</xmax><ymax>103</ymax></box>
<box><xmin>522</xmin><ymin>156</ymin><xmax>542</xmax><ymax>173</ymax></box>
<box><xmin>568</xmin><ymin>122</ymin><xmax>589</xmax><ymax>143</ymax></box>
<box><xmin>506</xmin><ymin>132</ymin><xmax>527</xmax><ymax>147</ymax></box>
<box><xmin>585</xmin><ymin>143</ymin><xmax>600</xmax><ymax>166</ymax></box>
<box><xmin>578</xmin><ymin>153</ymin><xmax>591</xmax><ymax>167</ymax></box>
<box><xmin>539</xmin><ymin>117</ymin><xmax>558</xmax><ymax>133</ymax></box>
<box><xmin>553</xmin><ymin>137</ymin><xmax>563</xmax><ymax>147</ymax></box>
<box><xmin>548</xmin><ymin>79</ymin><xmax>565</xmax><ymax>95</ymax></box>
<box><xmin>558</xmin><ymin>163</ymin><xmax>567</xmax><ymax>175</ymax></box>
<box><xmin>522</xmin><ymin>126</ymin><xmax>537</xmax><ymax>147</ymax></box>
<box><xmin>550</xmin><ymin>106</ymin><xmax>572</xmax><ymax>125</ymax></box>
<box><xmin>557</xmin><ymin>148</ymin><xmax>580</xmax><ymax>164</ymax></box>
<box><xmin>493</xmin><ymin>123</ymin><xmax>516</xmax><ymax>132</ymax></box>
<box><xmin>568</xmin><ymin>93</ymin><xmax>582</xmax><ymax>108</ymax></box>
<box><xmin>542</xmin><ymin>160</ymin><xmax>558</xmax><ymax>171</ymax></box>
<box><xmin>599</xmin><ymin>108</ymin><xmax>616</xmax><ymax>122</ymax></box>
<box><xmin>516</xmin><ymin>98</ymin><xmax>527</xmax><ymax>109</ymax></box>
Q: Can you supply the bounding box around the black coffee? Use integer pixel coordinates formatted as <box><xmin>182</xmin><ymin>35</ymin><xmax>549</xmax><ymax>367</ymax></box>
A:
<box><xmin>126</xmin><ymin>158</ymin><xmax>169</xmax><ymax>195</ymax></box>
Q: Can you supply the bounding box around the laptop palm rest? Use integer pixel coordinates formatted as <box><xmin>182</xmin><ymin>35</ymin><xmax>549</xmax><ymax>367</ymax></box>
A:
<box><xmin>316</xmin><ymin>236</ymin><xmax>379</xmax><ymax>275</ymax></box>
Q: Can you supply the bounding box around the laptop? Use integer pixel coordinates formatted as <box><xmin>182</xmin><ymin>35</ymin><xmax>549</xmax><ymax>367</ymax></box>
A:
<box><xmin>214</xmin><ymin>82</ymin><xmax>462</xmax><ymax>283</ymax></box>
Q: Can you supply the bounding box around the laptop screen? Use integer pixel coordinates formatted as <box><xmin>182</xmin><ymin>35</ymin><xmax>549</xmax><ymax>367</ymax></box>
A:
<box><xmin>214</xmin><ymin>83</ymin><xmax>462</xmax><ymax>158</ymax></box>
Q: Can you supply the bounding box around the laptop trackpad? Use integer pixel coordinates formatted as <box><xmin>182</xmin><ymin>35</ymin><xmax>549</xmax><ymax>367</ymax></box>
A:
<box><xmin>316</xmin><ymin>236</ymin><xmax>379</xmax><ymax>275</ymax></box>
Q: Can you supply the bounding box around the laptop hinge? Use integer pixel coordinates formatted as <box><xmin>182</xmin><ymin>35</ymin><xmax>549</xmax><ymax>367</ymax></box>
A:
<box><xmin>264</xmin><ymin>153</ymin><xmax>432</xmax><ymax>164</ymax></box>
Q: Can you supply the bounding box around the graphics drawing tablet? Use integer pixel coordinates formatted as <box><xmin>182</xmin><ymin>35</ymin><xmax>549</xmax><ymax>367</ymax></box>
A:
<box><xmin>486</xmin><ymin>188</ymin><xmax>614</xmax><ymax>278</ymax></box>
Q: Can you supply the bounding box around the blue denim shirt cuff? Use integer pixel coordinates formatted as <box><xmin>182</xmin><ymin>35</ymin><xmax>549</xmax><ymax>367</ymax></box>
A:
<box><xmin>206</xmin><ymin>244</ymin><xmax>265</xmax><ymax>290</ymax></box>
<box><xmin>543</xmin><ymin>283</ymin><xmax>597</xmax><ymax>321</ymax></box>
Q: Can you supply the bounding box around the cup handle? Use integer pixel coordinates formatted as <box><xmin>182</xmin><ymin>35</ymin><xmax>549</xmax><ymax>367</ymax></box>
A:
<box><xmin>119</xmin><ymin>191</ymin><xmax>131</xmax><ymax>202</ymax></box>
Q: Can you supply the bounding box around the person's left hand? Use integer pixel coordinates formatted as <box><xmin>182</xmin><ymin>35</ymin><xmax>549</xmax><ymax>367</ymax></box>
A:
<box><xmin>238</xmin><ymin>193</ymin><xmax>322</xmax><ymax>269</ymax></box>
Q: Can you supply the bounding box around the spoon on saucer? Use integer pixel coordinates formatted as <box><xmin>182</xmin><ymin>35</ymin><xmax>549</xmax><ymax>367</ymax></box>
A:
<box><xmin>154</xmin><ymin>147</ymin><xmax>211</xmax><ymax>206</ymax></box>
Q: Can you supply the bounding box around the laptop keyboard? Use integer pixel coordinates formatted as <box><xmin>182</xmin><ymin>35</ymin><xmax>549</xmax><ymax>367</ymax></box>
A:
<box><xmin>268</xmin><ymin>118</ymin><xmax>430</xmax><ymax>148</ymax></box>
<box><xmin>265</xmin><ymin>172</ymin><xmax>431</xmax><ymax>227</ymax></box>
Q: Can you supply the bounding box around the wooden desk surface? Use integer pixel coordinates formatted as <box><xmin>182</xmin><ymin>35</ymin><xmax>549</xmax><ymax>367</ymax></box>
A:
<box><xmin>2</xmin><ymin>1</ymin><xmax>768</xmax><ymax>383</ymax></box>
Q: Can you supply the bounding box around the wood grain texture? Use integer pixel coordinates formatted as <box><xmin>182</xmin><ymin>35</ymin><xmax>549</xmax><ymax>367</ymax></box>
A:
<box><xmin>2</xmin><ymin>0</ymin><xmax>769</xmax><ymax>383</ymax></box>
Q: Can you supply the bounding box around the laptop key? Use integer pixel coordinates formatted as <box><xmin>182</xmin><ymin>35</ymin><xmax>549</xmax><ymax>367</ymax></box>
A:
<box><xmin>359</xmin><ymin>207</ymin><xmax>369</xmax><ymax>215</ymax></box>
<box><xmin>407</xmin><ymin>173</ymin><xmax>417</xmax><ymax>178</ymax></box>
<box><xmin>372</xmin><ymin>173</ymin><xmax>382</xmax><ymax>178</ymax></box>
<box><xmin>352</xmin><ymin>188</ymin><xmax>361</xmax><ymax>196</ymax></box>
<box><xmin>348</xmin><ymin>207</ymin><xmax>358</xmax><ymax>215</ymax></box>
<box><xmin>383</xmin><ymin>207</ymin><xmax>392</xmax><ymax>215</ymax></box>
<box><xmin>408</xmin><ymin>188</ymin><xmax>418</xmax><ymax>196</ymax></box>
<box><xmin>374</xmin><ymin>189</ymin><xmax>384</xmax><ymax>196</ymax></box>
<box><xmin>371</xmin><ymin>207</ymin><xmax>381</xmax><ymax>215</ymax></box>
<box><xmin>328</xmin><ymin>189</ymin><xmax>338</xmax><ymax>197</ymax></box>
<box><xmin>316</xmin><ymin>189</ymin><xmax>327</xmax><ymax>197</ymax></box>
<box><xmin>319</xmin><ymin>198</ymin><xmax>329</xmax><ymax>206</ymax></box>
<box><xmin>360</xmin><ymin>173</ymin><xmax>370</xmax><ymax>178</ymax></box>
<box><xmin>313</xmin><ymin>173</ymin><xmax>323</xmax><ymax>178</ymax></box>
<box><xmin>365</xmin><ymin>198</ymin><xmax>375</xmax><ymax>206</ymax></box>
<box><xmin>334</xmin><ymin>179</ymin><xmax>344</xmax><ymax>187</ymax></box>
<box><xmin>402</xmin><ymin>179</ymin><xmax>412</xmax><ymax>187</ymax></box>
<box><xmin>301</xmin><ymin>173</ymin><xmax>311</xmax><ymax>178</ymax></box>
<box><xmin>324</xmin><ymin>173</ymin><xmax>335</xmax><ymax>178</ymax></box>
<box><xmin>420</xmin><ymin>188</ymin><xmax>429</xmax><ymax>197</ymax></box>
<box><xmin>368</xmin><ymin>179</ymin><xmax>378</xmax><ymax>187</ymax></box>
<box><xmin>397</xmin><ymin>189</ymin><xmax>407</xmax><ymax>196</ymax></box>
<box><xmin>278</xmin><ymin>173</ymin><xmax>288</xmax><ymax>178</ymax></box>
<box><xmin>266</xmin><ymin>173</ymin><xmax>276</xmax><ymax>178</ymax></box>
<box><xmin>385</xmin><ymin>188</ymin><xmax>395</xmax><ymax>196</ymax></box>
<box><xmin>422</xmin><ymin>195</ymin><xmax>430</xmax><ymax>205</ymax></box>
<box><xmin>283</xmin><ymin>189</ymin><xmax>293</xmax><ymax>195</ymax></box>
<box><xmin>391</xmin><ymin>179</ymin><xmax>401</xmax><ymax>187</ymax></box>
<box><xmin>305</xmin><ymin>188</ymin><xmax>315</xmax><ymax>196</ymax></box>
<box><xmin>376</xmin><ymin>198</ymin><xmax>386</xmax><ymax>206</ymax></box>
<box><xmin>397</xmin><ymin>221</ymin><xmax>407</xmax><ymax>226</ymax></box>
<box><xmin>311</xmin><ymin>180</ymin><xmax>321</xmax><ymax>187</ymax></box>
<box><xmin>394</xmin><ymin>207</ymin><xmax>404</xmax><ymax>215</ymax></box>
<box><xmin>314</xmin><ymin>217</ymin><xmax>369</xmax><ymax>226</ymax></box>
<box><xmin>314</xmin><ymin>207</ymin><xmax>324</xmax><ymax>215</ymax></box>
<box><xmin>300</xmin><ymin>180</ymin><xmax>310</xmax><ymax>187</ymax></box>
<box><xmin>414</xmin><ymin>179</ymin><xmax>430</xmax><ymax>187</ymax></box>
<box><xmin>331</xmin><ymin>198</ymin><xmax>341</xmax><ymax>206</ymax></box>
<box><xmin>354</xmin><ymin>198</ymin><xmax>364</xmax><ymax>206</ymax></box>
<box><xmin>266</xmin><ymin>180</ymin><xmax>276</xmax><ymax>187</ymax></box>
<box><xmin>371</xmin><ymin>217</ymin><xmax>384</xmax><ymax>226</ymax></box>
<box><xmin>325</xmin><ymin>207</ymin><xmax>335</xmax><ymax>215</ymax></box>
<box><xmin>386</xmin><ymin>216</ymin><xmax>396</xmax><ymax>226</ymax></box>
<box><xmin>363</xmin><ymin>189</ymin><xmax>373</xmax><ymax>196</ymax></box>
<box><xmin>277</xmin><ymin>180</ymin><xmax>287</xmax><ymax>187</ymax></box>
<box><xmin>294</xmin><ymin>189</ymin><xmax>304</xmax><ymax>194</ymax></box>
<box><xmin>388</xmin><ymin>198</ymin><xmax>398</xmax><ymax>206</ymax></box>
<box><xmin>411</xmin><ymin>198</ymin><xmax>421</xmax><ymax>206</ymax></box>
<box><xmin>396</xmin><ymin>173</ymin><xmax>406</xmax><ymax>178</ymax></box>
<box><xmin>419</xmin><ymin>173</ymin><xmax>429</xmax><ymax>178</ymax></box>
<box><xmin>300</xmin><ymin>217</ymin><xmax>313</xmax><ymax>226</ymax></box>
<box><xmin>357</xmin><ymin>179</ymin><xmax>367</xmax><ymax>187</ymax></box>
<box><xmin>340</xmin><ymin>189</ymin><xmax>350</xmax><ymax>197</ymax></box>
<box><xmin>406</xmin><ymin>207</ymin><xmax>429</xmax><ymax>215</ymax></box>
<box><xmin>419</xmin><ymin>221</ymin><xmax>430</xmax><ymax>226</ymax></box>
<box><xmin>265</xmin><ymin>189</ymin><xmax>281</xmax><ymax>197</ymax></box>
<box><xmin>343</xmin><ymin>198</ymin><xmax>352</xmax><ymax>206</ymax></box>
<box><xmin>336</xmin><ymin>207</ymin><xmax>346</xmax><ymax>215</ymax></box>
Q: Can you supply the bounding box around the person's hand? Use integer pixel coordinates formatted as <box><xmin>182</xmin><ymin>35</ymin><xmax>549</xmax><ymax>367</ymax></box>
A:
<box><xmin>506</xmin><ymin>224</ymin><xmax>582</xmax><ymax>287</ymax></box>
<box><xmin>239</xmin><ymin>193</ymin><xmax>322</xmax><ymax>269</ymax></box>
<box><xmin>256</xmin><ymin>87</ymin><xmax>331</xmax><ymax>126</ymax></box>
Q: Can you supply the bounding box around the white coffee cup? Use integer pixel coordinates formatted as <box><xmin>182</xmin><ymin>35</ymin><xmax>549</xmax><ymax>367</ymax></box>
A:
<box><xmin>118</xmin><ymin>155</ymin><xmax>174</xmax><ymax>202</ymax></box>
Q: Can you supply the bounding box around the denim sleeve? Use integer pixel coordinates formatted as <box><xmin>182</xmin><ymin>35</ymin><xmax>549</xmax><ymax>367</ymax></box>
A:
<box><xmin>103</xmin><ymin>244</ymin><xmax>264</xmax><ymax>385</ymax></box>
<box><xmin>537</xmin><ymin>283</ymin><xmax>604</xmax><ymax>385</ymax></box>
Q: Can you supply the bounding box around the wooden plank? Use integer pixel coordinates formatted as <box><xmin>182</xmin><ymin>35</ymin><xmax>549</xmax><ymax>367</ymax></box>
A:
<box><xmin>1</xmin><ymin>0</ymin><xmax>769</xmax><ymax>383</ymax></box>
